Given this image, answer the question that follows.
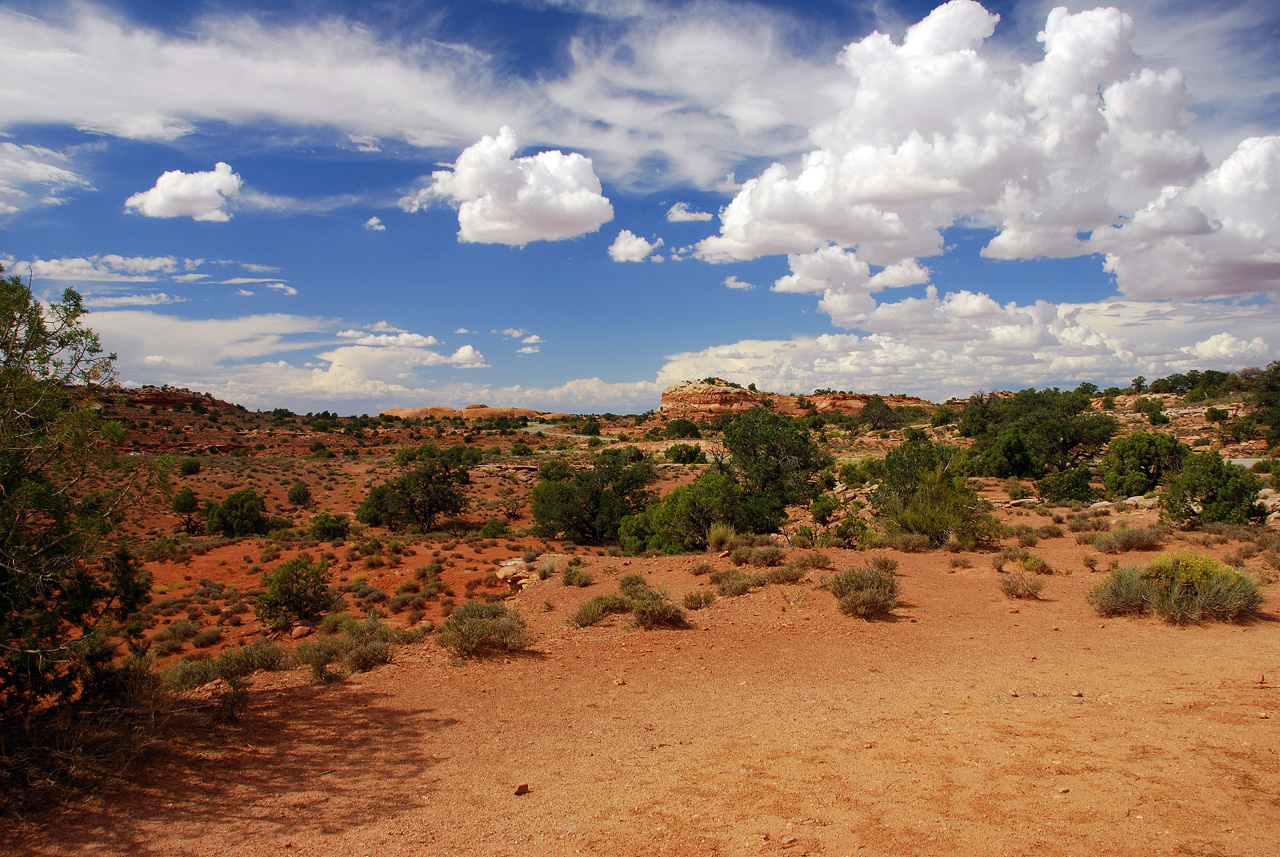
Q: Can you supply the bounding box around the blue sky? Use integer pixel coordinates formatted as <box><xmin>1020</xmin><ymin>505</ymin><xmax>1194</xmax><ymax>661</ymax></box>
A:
<box><xmin>3</xmin><ymin>0</ymin><xmax>1279</xmax><ymax>413</ymax></box>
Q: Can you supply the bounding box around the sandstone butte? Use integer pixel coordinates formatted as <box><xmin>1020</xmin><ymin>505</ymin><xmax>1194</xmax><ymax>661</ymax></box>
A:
<box><xmin>659</xmin><ymin>377</ymin><xmax>932</xmax><ymax>418</ymax></box>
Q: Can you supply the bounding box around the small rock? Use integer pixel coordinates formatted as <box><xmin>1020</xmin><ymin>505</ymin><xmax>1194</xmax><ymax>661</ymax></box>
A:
<box><xmin>1261</xmin><ymin>712</ymin><xmax>1270</xmax><ymax>720</ymax></box>
<box><xmin>1072</xmin><ymin>690</ymin><xmax>1083</xmax><ymax>697</ymax></box>
<box><xmin>614</xmin><ymin>678</ymin><xmax>627</xmax><ymax>686</ymax></box>
<box><xmin>1058</xmin><ymin>787</ymin><xmax>1070</xmax><ymax>794</ymax></box>
<box><xmin>1009</xmin><ymin>691</ymin><xmax>1019</xmax><ymax>698</ymax></box>
<box><xmin>290</xmin><ymin>625</ymin><xmax>312</xmax><ymax>640</ymax></box>
<box><xmin>514</xmin><ymin>784</ymin><xmax>531</xmax><ymax>796</ymax></box>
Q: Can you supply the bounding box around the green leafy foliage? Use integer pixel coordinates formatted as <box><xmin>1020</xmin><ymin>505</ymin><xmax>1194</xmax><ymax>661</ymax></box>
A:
<box><xmin>869</xmin><ymin>437</ymin><xmax>999</xmax><ymax>549</ymax></box>
<box><xmin>1034</xmin><ymin>466</ymin><xmax>1099</xmax><ymax>503</ymax></box>
<box><xmin>1</xmin><ymin>271</ymin><xmax>150</xmax><ymax>716</ymax></box>
<box><xmin>1102</xmin><ymin>432</ymin><xmax>1187</xmax><ymax>497</ymax></box>
<box><xmin>665</xmin><ymin>442</ymin><xmax>706</xmax><ymax>464</ymax></box>
<box><xmin>1160</xmin><ymin>452</ymin><xmax>1265</xmax><ymax>528</ymax></box>
<box><xmin>619</xmin><ymin>471</ymin><xmax>747</xmax><ymax>554</ymax></box>
<box><xmin>308</xmin><ymin>510</ymin><xmax>351</xmax><ymax>541</ymax></box>
<box><xmin>286</xmin><ymin>480</ymin><xmax>312</xmax><ymax>508</ymax></box>
<box><xmin>722</xmin><ymin>407</ymin><xmax>829</xmax><ymax>533</ymax></box>
<box><xmin>254</xmin><ymin>554</ymin><xmax>336</xmax><ymax>631</ymax></box>
<box><xmin>959</xmin><ymin>388</ymin><xmax>1118</xmax><ymax>478</ymax></box>
<box><xmin>358</xmin><ymin>443</ymin><xmax>480</xmax><ymax>531</ymax></box>
<box><xmin>206</xmin><ymin>489</ymin><xmax>269</xmax><ymax>537</ymax></box>
<box><xmin>171</xmin><ymin>487</ymin><xmax>202</xmax><ymax>535</ymax></box>
<box><xmin>531</xmin><ymin>447</ymin><xmax>656</xmax><ymax>543</ymax></box>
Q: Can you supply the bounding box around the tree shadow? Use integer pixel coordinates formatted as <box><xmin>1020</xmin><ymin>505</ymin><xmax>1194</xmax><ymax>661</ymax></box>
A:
<box><xmin>7</xmin><ymin>681</ymin><xmax>457</xmax><ymax>855</ymax></box>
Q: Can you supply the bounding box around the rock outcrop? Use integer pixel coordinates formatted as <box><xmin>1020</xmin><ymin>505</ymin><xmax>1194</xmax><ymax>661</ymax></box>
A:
<box><xmin>659</xmin><ymin>378</ymin><xmax>932</xmax><ymax>418</ymax></box>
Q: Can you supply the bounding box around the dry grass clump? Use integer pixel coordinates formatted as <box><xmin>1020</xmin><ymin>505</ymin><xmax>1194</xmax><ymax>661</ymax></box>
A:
<box><xmin>568</xmin><ymin>575</ymin><xmax>688</xmax><ymax>629</ymax></box>
<box><xmin>707</xmin><ymin>522</ymin><xmax>736</xmax><ymax>552</ymax></box>
<box><xmin>1001</xmin><ymin>573</ymin><xmax>1045</xmax><ymax>600</ymax></box>
<box><xmin>1092</xmin><ymin>526</ymin><xmax>1165</xmax><ymax>554</ymax></box>
<box><xmin>437</xmin><ymin>602</ymin><xmax>532</xmax><ymax>658</ymax></box>
<box><xmin>829</xmin><ymin>566</ymin><xmax>899</xmax><ymax>618</ymax></box>
<box><xmin>682</xmin><ymin>590</ymin><xmax>716</xmax><ymax>611</ymax></box>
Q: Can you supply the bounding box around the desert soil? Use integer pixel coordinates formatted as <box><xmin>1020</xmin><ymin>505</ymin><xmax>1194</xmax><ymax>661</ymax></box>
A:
<box><xmin>5</xmin><ymin>531</ymin><xmax>1278</xmax><ymax>857</ymax></box>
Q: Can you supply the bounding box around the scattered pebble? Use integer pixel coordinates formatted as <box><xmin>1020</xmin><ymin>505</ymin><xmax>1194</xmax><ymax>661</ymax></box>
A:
<box><xmin>514</xmin><ymin>784</ymin><xmax>531</xmax><ymax>796</ymax></box>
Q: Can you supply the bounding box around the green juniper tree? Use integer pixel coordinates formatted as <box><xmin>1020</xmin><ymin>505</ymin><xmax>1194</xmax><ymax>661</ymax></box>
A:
<box><xmin>1</xmin><ymin>267</ymin><xmax>150</xmax><ymax>716</ymax></box>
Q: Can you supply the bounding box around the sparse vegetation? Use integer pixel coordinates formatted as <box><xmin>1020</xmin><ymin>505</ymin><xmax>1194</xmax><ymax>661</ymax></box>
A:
<box><xmin>829</xmin><ymin>566</ymin><xmax>900</xmax><ymax>618</ymax></box>
<box><xmin>437</xmin><ymin>602</ymin><xmax>533</xmax><ymax>657</ymax></box>
<box><xmin>1087</xmin><ymin>551</ymin><xmax>1264</xmax><ymax>623</ymax></box>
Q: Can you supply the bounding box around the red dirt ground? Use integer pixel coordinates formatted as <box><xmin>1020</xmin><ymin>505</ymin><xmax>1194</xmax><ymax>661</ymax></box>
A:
<box><xmin>6</xmin><ymin>521</ymin><xmax>1278</xmax><ymax>857</ymax></box>
<box><xmin>5</xmin><ymin>390</ymin><xmax>1277</xmax><ymax>855</ymax></box>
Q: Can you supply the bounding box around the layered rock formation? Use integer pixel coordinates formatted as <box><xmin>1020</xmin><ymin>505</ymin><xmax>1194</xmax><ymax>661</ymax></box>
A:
<box><xmin>659</xmin><ymin>378</ymin><xmax>932</xmax><ymax>418</ymax></box>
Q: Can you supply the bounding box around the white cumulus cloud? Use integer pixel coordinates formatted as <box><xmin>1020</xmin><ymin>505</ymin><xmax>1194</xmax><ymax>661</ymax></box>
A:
<box><xmin>364</xmin><ymin>216</ymin><xmax>386</xmax><ymax>231</ymax></box>
<box><xmin>608</xmin><ymin>229</ymin><xmax>663</xmax><ymax>262</ymax></box>
<box><xmin>723</xmin><ymin>276</ymin><xmax>756</xmax><ymax>290</ymax></box>
<box><xmin>691</xmin><ymin>1</ymin><xmax>1278</xmax><ymax>310</ymax></box>
<box><xmin>125</xmin><ymin>162</ymin><xmax>243</xmax><ymax>221</ymax></box>
<box><xmin>400</xmin><ymin>126</ymin><xmax>613</xmax><ymax>245</ymax></box>
<box><xmin>667</xmin><ymin>202</ymin><xmax>713</xmax><ymax>222</ymax></box>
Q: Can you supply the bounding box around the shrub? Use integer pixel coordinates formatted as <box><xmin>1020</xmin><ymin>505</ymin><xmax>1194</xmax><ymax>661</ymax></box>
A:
<box><xmin>792</xmin><ymin>552</ymin><xmax>830</xmax><ymax>570</ymax></box>
<box><xmin>712</xmin><ymin>569</ymin><xmax>755</xmax><ymax>597</ymax></box>
<box><xmin>178</xmin><ymin>458</ymin><xmax>201</xmax><ymax>476</ymax></box>
<box><xmin>192</xmin><ymin>628</ymin><xmax>223</xmax><ymax>648</ymax></box>
<box><xmin>870</xmin><ymin>437</ymin><xmax>999</xmax><ymax>549</ymax></box>
<box><xmin>1102</xmin><ymin>432</ymin><xmax>1186</xmax><ymax>497</ymax></box>
<box><xmin>760</xmin><ymin>564</ymin><xmax>805</xmax><ymax>584</ymax></box>
<box><xmin>1161</xmin><ymin>452</ymin><xmax>1265</xmax><ymax>528</ymax></box>
<box><xmin>1001</xmin><ymin>573</ymin><xmax>1044</xmax><ymax>599</ymax></box>
<box><xmin>894</xmin><ymin>532</ymin><xmax>932</xmax><ymax>553</ymax></box>
<box><xmin>437</xmin><ymin>602</ymin><xmax>532</xmax><ymax>657</ymax></box>
<box><xmin>665</xmin><ymin>443</ymin><xmax>706</xmax><ymax>464</ymax></box>
<box><xmin>1087</xmin><ymin>552</ymin><xmax>1264</xmax><ymax>623</ymax></box>
<box><xmin>568</xmin><ymin>594</ymin><xmax>632</xmax><ymax>628</ymax></box>
<box><xmin>707</xmin><ymin>523</ymin><xmax>736</xmax><ymax>552</ymax></box>
<box><xmin>308</xmin><ymin>510</ymin><xmax>351</xmax><ymax>541</ymax></box>
<box><xmin>830</xmin><ymin>567</ymin><xmax>899</xmax><ymax>618</ymax></box>
<box><xmin>1035</xmin><ymin>466</ymin><xmax>1099</xmax><ymax>503</ymax></box>
<box><xmin>254</xmin><ymin>554</ymin><xmax>335</xmax><ymax>631</ymax></box>
<box><xmin>631</xmin><ymin>596</ymin><xmax>688</xmax><ymax>629</ymax></box>
<box><xmin>562</xmin><ymin>566</ymin><xmax>594</xmax><ymax>587</ymax></box>
<box><xmin>479</xmin><ymin>517</ymin><xmax>509</xmax><ymax>538</ymax></box>
<box><xmin>287</xmin><ymin>481</ymin><xmax>312</xmax><ymax>508</ymax></box>
<box><xmin>749</xmin><ymin>545</ymin><xmax>786</xmax><ymax>567</ymax></box>
<box><xmin>166</xmin><ymin>639</ymin><xmax>291</xmax><ymax>690</ymax></box>
<box><xmin>1093</xmin><ymin>526</ymin><xmax>1164</xmax><ymax>554</ymax></box>
<box><xmin>1018</xmin><ymin>555</ymin><xmax>1052</xmax><ymax>575</ymax></box>
<box><xmin>206</xmin><ymin>489</ymin><xmax>269</xmax><ymax>537</ymax></box>
<box><xmin>690</xmin><ymin>561</ymin><xmax>716</xmax><ymax>576</ymax></box>
<box><xmin>683</xmin><ymin>591</ymin><xmax>715</xmax><ymax>610</ymax></box>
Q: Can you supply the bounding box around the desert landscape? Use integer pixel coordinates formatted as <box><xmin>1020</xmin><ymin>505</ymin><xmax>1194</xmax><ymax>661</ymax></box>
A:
<box><xmin>5</xmin><ymin>1</ymin><xmax>1280</xmax><ymax>853</ymax></box>
<box><xmin>3</xmin><ymin>373</ymin><xmax>1279</xmax><ymax>857</ymax></box>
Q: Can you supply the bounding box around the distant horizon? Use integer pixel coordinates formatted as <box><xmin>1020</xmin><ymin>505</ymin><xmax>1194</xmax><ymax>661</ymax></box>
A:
<box><xmin>114</xmin><ymin>365</ymin><xmax>1257</xmax><ymax>419</ymax></box>
<box><xmin>4</xmin><ymin>0</ymin><xmax>1279</xmax><ymax>413</ymax></box>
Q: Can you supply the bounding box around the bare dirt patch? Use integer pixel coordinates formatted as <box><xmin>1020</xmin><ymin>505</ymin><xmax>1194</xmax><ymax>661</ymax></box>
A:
<box><xmin>7</xmin><ymin>534</ymin><xmax>1278</xmax><ymax>857</ymax></box>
